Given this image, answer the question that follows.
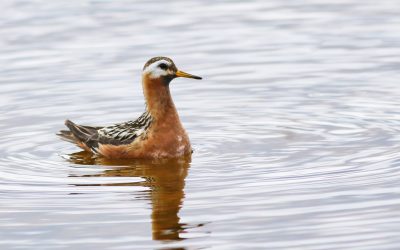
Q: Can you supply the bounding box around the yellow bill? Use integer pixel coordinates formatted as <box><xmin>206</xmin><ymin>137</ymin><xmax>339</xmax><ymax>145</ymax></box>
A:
<box><xmin>175</xmin><ymin>70</ymin><xmax>202</xmax><ymax>80</ymax></box>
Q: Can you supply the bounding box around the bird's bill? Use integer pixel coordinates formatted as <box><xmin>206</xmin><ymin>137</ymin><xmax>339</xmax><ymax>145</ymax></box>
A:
<box><xmin>175</xmin><ymin>70</ymin><xmax>202</xmax><ymax>80</ymax></box>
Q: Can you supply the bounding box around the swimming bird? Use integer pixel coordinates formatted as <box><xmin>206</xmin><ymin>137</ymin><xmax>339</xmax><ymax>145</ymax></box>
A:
<box><xmin>58</xmin><ymin>57</ymin><xmax>201</xmax><ymax>159</ymax></box>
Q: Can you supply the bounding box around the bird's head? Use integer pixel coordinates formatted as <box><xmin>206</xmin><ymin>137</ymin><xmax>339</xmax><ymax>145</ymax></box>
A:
<box><xmin>142</xmin><ymin>57</ymin><xmax>202</xmax><ymax>85</ymax></box>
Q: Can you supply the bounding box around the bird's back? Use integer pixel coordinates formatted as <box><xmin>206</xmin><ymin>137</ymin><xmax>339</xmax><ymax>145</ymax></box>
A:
<box><xmin>59</xmin><ymin>111</ymin><xmax>153</xmax><ymax>155</ymax></box>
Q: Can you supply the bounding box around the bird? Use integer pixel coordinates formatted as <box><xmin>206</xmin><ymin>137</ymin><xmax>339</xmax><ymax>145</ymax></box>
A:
<box><xmin>58</xmin><ymin>57</ymin><xmax>202</xmax><ymax>159</ymax></box>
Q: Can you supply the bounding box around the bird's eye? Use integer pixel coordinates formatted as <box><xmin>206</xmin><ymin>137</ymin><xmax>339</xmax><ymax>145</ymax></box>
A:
<box><xmin>159</xmin><ymin>63</ymin><xmax>168</xmax><ymax>70</ymax></box>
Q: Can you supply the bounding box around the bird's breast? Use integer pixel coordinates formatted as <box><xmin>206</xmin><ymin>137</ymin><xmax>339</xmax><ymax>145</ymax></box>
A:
<box><xmin>145</xmin><ymin>122</ymin><xmax>191</xmax><ymax>158</ymax></box>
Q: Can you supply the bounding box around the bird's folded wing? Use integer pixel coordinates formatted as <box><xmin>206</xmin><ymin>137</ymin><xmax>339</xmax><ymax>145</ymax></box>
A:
<box><xmin>96</xmin><ymin>111</ymin><xmax>153</xmax><ymax>146</ymax></box>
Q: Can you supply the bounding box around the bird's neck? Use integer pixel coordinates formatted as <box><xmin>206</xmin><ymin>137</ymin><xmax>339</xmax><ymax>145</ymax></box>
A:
<box><xmin>142</xmin><ymin>75</ymin><xmax>180</xmax><ymax>122</ymax></box>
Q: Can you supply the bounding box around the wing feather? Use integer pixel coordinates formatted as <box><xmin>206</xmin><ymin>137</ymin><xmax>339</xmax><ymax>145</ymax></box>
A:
<box><xmin>97</xmin><ymin>111</ymin><xmax>153</xmax><ymax>145</ymax></box>
<box><xmin>60</xmin><ymin>111</ymin><xmax>153</xmax><ymax>154</ymax></box>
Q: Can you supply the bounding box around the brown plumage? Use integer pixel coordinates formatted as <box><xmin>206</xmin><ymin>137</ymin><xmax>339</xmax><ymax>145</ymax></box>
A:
<box><xmin>58</xmin><ymin>57</ymin><xmax>202</xmax><ymax>159</ymax></box>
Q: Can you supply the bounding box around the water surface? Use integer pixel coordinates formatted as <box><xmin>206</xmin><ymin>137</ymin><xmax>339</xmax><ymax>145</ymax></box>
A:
<box><xmin>1</xmin><ymin>0</ymin><xmax>400</xmax><ymax>249</ymax></box>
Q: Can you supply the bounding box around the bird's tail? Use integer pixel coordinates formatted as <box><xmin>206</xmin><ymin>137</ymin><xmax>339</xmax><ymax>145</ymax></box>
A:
<box><xmin>57</xmin><ymin>129</ymin><xmax>76</xmax><ymax>143</ymax></box>
<box><xmin>58</xmin><ymin>120</ymin><xmax>100</xmax><ymax>152</ymax></box>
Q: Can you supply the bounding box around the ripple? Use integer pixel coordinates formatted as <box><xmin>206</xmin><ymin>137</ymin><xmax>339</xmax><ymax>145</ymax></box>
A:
<box><xmin>1</xmin><ymin>0</ymin><xmax>400</xmax><ymax>249</ymax></box>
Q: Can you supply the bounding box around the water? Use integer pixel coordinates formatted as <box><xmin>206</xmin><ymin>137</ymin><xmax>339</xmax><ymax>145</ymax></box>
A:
<box><xmin>1</xmin><ymin>0</ymin><xmax>400</xmax><ymax>249</ymax></box>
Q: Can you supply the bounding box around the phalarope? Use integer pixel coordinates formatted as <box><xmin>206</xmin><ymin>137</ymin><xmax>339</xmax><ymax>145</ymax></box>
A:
<box><xmin>59</xmin><ymin>57</ymin><xmax>202</xmax><ymax>159</ymax></box>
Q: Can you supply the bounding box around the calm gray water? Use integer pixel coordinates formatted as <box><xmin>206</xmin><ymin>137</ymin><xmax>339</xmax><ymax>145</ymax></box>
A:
<box><xmin>1</xmin><ymin>0</ymin><xmax>400</xmax><ymax>249</ymax></box>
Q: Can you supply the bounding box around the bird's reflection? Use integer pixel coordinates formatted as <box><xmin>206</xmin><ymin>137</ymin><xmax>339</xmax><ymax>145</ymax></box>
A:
<box><xmin>67</xmin><ymin>151</ymin><xmax>197</xmax><ymax>241</ymax></box>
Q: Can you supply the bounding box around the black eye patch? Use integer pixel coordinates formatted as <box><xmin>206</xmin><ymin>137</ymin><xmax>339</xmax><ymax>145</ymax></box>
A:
<box><xmin>159</xmin><ymin>63</ymin><xmax>168</xmax><ymax>70</ymax></box>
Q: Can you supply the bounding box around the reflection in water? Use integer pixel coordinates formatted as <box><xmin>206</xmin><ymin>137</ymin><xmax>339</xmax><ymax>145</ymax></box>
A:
<box><xmin>68</xmin><ymin>151</ymin><xmax>194</xmax><ymax>241</ymax></box>
<box><xmin>2</xmin><ymin>0</ymin><xmax>400</xmax><ymax>248</ymax></box>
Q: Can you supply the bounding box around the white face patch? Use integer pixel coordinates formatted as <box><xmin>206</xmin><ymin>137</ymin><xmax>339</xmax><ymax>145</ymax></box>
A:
<box><xmin>143</xmin><ymin>60</ymin><xmax>172</xmax><ymax>79</ymax></box>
